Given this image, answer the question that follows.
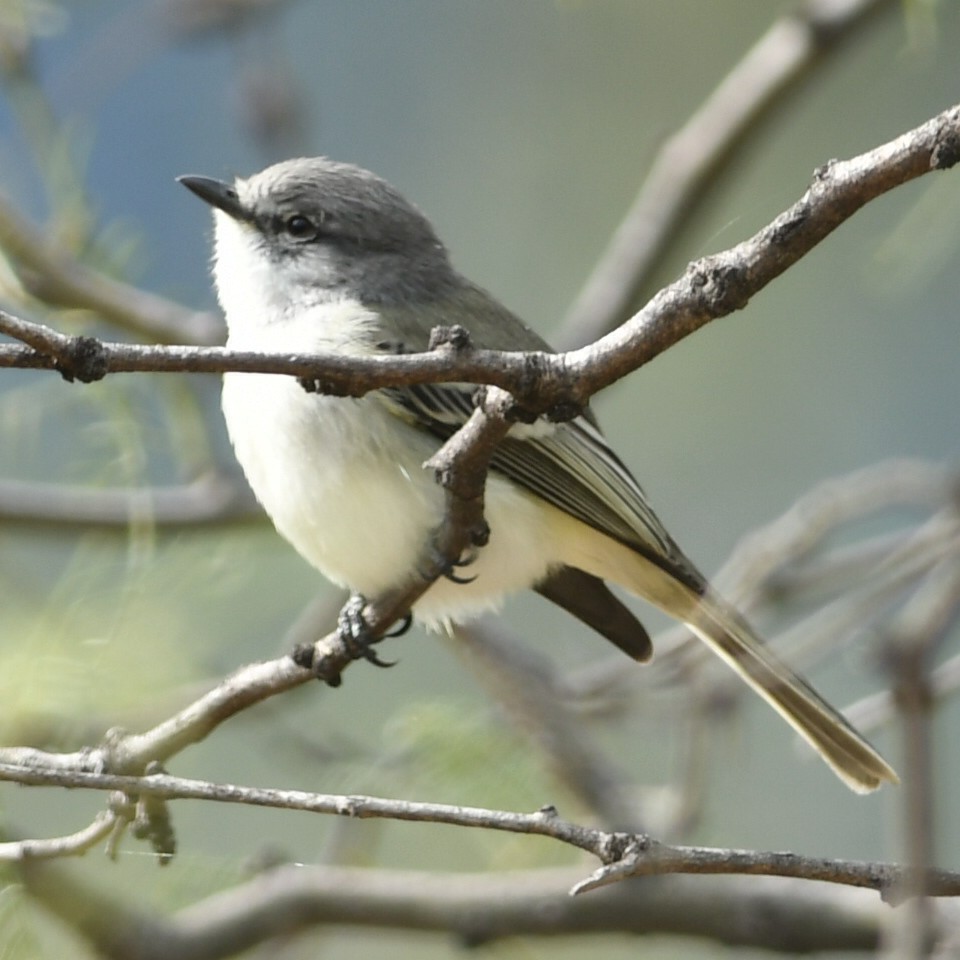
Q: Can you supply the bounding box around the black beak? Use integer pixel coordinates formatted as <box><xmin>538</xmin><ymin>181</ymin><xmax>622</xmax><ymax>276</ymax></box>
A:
<box><xmin>177</xmin><ymin>175</ymin><xmax>249</xmax><ymax>221</ymax></box>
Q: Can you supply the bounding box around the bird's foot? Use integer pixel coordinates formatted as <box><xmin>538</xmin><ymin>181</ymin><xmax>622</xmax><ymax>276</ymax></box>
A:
<box><xmin>337</xmin><ymin>594</ymin><xmax>398</xmax><ymax>668</ymax></box>
<box><xmin>419</xmin><ymin>546</ymin><xmax>479</xmax><ymax>585</ymax></box>
<box><xmin>291</xmin><ymin>596</ymin><xmax>409</xmax><ymax>686</ymax></box>
<box><xmin>443</xmin><ymin>552</ymin><xmax>478</xmax><ymax>585</ymax></box>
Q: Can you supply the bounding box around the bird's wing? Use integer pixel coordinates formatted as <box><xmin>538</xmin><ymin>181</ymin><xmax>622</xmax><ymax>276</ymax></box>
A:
<box><xmin>375</xmin><ymin>288</ymin><xmax>702</xmax><ymax>588</ymax></box>
<box><xmin>376</xmin><ymin>376</ymin><xmax>702</xmax><ymax>591</ymax></box>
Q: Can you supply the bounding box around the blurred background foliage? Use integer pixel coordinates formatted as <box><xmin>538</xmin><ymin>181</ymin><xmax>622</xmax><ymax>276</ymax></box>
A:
<box><xmin>0</xmin><ymin>1</ymin><xmax>958</xmax><ymax>957</ymax></box>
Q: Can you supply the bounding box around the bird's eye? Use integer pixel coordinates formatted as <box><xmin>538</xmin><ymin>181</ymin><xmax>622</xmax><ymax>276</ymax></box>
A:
<box><xmin>284</xmin><ymin>215</ymin><xmax>318</xmax><ymax>240</ymax></box>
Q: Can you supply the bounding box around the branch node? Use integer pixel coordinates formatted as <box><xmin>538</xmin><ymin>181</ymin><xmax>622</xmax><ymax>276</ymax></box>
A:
<box><xmin>544</xmin><ymin>398</ymin><xmax>584</xmax><ymax>423</ymax></box>
<box><xmin>813</xmin><ymin>159</ymin><xmax>838</xmax><ymax>182</ymax></box>
<box><xmin>337</xmin><ymin>796</ymin><xmax>362</xmax><ymax>817</ymax></box>
<box><xmin>311</xmin><ymin>654</ymin><xmax>344</xmax><ymax>688</ymax></box>
<box><xmin>769</xmin><ymin>204</ymin><xmax>810</xmax><ymax>246</ymax></box>
<box><xmin>55</xmin><ymin>335</ymin><xmax>109</xmax><ymax>383</ymax></box>
<box><xmin>688</xmin><ymin>257</ymin><xmax>750</xmax><ymax>315</ymax></box>
<box><xmin>289</xmin><ymin>643</ymin><xmax>316</xmax><ymax>672</ymax></box>
<box><xmin>428</xmin><ymin>323</ymin><xmax>472</xmax><ymax>352</ymax></box>
<box><xmin>931</xmin><ymin>121</ymin><xmax>960</xmax><ymax>170</ymax></box>
<box><xmin>98</xmin><ymin>726</ymin><xmax>134</xmax><ymax>774</ymax></box>
<box><xmin>480</xmin><ymin>384</ymin><xmax>535</xmax><ymax>425</ymax></box>
<box><xmin>599</xmin><ymin>830</ymin><xmax>648</xmax><ymax>865</ymax></box>
<box><xmin>289</xmin><ymin>637</ymin><xmax>347</xmax><ymax>687</ymax></box>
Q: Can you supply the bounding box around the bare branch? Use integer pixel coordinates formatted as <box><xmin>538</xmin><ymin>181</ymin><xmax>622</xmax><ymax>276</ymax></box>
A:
<box><xmin>0</xmin><ymin>191</ymin><xmax>222</xmax><ymax>344</ymax></box>
<box><xmin>4</xmin><ymin>762</ymin><xmax>960</xmax><ymax>902</ymax></box>
<box><xmin>21</xmin><ymin>858</ymin><xmax>914</xmax><ymax>958</ymax></box>
<box><xmin>556</xmin><ymin>0</ymin><xmax>895</xmax><ymax>347</ymax></box>
<box><xmin>573</xmin><ymin>839</ymin><xmax>960</xmax><ymax>903</ymax></box>
<box><xmin>0</xmin><ymin>103</ymin><xmax>956</xmax><ymax>415</ymax></box>
<box><xmin>0</xmin><ymin>473</ymin><xmax>256</xmax><ymax>528</ymax></box>
<box><xmin>0</xmin><ymin>810</ymin><xmax>119</xmax><ymax>861</ymax></box>
<box><xmin>882</xmin><ymin>558</ymin><xmax>960</xmax><ymax>952</ymax></box>
<box><xmin>0</xmin><ymin>656</ymin><xmax>314</xmax><ymax>777</ymax></box>
<box><xmin>0</xmin><ymin>765</ymin><xmax>615</xmax><ymax>864</ymax></box>
<box><xmin>570</xmin><ymin>103</ymin><xmax>960</xmax><ymax>400</ymax></box>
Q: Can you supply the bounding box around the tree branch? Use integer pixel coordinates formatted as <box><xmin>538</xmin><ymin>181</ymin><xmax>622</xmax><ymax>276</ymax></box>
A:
<box><xmin>0</xmin><ymin>103</ymin><xmax>956</xmax><ymax>416</ymax></box>
<box><xmin>22</xmin><ymin>859</ymin><xmax>913</xmax><ymax>958</ymax></box>
<box><xmin>0</xmin><ymin>811</ymin><xmax>119</xmax><ymax>861</ymax></box>
<box><xmin>0</xmin><ymin>473</ymin><xmax>256</xmax><ymax>528</ymax></box>
<box><xmin>4</xmin><ymin>763</ymin><xmax>960</xmax><ymax>902</ymax></box>
<box><xmin>0</xmin><ymin>190</ymin><xmax>222</xmax><ymax>345</ymax></box>
<box><xmin>555</xmin><ymin>0</ymin><xmax>896</xmax><ymax>347</ymax></box>
<box><xmin>568</xmin><ymin>102</ymin><xmax>960</xmax><ymax>400</ymax></box>
<box><xmin>0</xmin><ymin>460</ymin><xmax>953</xmax><ymax>875</ymax></box>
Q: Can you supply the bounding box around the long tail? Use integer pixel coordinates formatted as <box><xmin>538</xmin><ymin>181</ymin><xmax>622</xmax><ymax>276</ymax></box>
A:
<box><xmin>686</xmin><ymin>592</ymin><xmax>898</xmax><ymax>793</ymax></box>
<box><xmin>555</xmin><ymin>515</ymin><xmax>899</xmax><ymax>792</ymax></box>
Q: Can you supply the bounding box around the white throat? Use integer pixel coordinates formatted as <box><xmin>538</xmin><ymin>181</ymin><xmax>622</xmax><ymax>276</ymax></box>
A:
<box><xmin>212</xmin><ymin>212</ymin><xmax>380</xmax><ymax>353</ymax></box>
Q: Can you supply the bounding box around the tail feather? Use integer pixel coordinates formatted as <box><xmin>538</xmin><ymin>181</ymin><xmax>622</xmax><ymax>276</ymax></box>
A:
<box><xmin>552</xmin><ymin>514</ymin><xmax>898</xmax><ymax>792</ymax></box>
<box><xmin>688</xmin><ymin>594</ymin><xmax>898</xmax><ymax>794</ymax></box>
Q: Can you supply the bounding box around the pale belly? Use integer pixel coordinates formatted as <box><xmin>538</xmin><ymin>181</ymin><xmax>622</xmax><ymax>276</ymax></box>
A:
<box><xmin>221</xmin><ymin>371</ymin><xmax>557</xmax><ymax>626</ymax></box>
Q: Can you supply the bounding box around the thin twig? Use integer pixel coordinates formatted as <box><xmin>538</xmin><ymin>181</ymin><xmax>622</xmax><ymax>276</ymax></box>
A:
<box><xmin>0</xmin><ymin>810</ymin><xmax>119</xmax><ymax>861</ymax></box>
<box><xmin>0</xmin><ymin>473</ymin><xmax>256</xmax><ymax>527</ymax></box>
<box><xmin>883</xmin><ymin>559</ymin><xmax>960</xmax><ymax>954</ymax></box>
<box><xmin>573</xmin><ymin>839</ymin><xmax>960</xmax><ymax>903</ymax></box>
<box><xmin>0</xmin><ymin>191</ymin><xmax>222</xmax><ymax>344</ymax></box>
<box><xmin>3</xmin><ymin>762</ymin><xmax>959</xmax><ymax>902</ymax></box>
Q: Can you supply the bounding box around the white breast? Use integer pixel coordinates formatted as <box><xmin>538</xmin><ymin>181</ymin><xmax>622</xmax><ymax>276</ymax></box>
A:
<box><xmin>215</xmin><ymin>233</ymin><xmax>557</xmax><ymax>624</ymax></box>
<box><xmin>222</xmin><ymin>365</ymin><xmax>559</xmax><ymax>625</ymax></box>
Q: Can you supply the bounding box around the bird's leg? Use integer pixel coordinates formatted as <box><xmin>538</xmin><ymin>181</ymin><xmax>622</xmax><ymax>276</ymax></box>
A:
<box><xmin>336</xmin><ymin>593</ymin><xmax>398</xmax><ymax>668</ymax></box>
<box><xmin>290</xmin><ymin>595</ymin><xmax>404</xmax><ymax>687</ymax></box>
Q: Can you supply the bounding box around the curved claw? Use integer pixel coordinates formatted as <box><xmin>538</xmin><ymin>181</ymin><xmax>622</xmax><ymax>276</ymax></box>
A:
<box><xmin>362</xmin><ymin>647</ymin><xmax>397</xmax><ymax>669</ymax></box>
<box><xmin>337</xmin><ymin>594</ymin><xmax>399</xmax><ymax>669</ymax></box>
<box><xmin>443</xmin><ymin>568</ymin><xmax>477</xmax><ymax>585</ymax></box>
<box><xmin>423</xmin><ymin>546</ymin><xmax>479</xmax><ymax>585</ymax></box>
<box><xmin>385</xmin><ymin>613</ymin><xmax>413</xmax><ymax>638</ymax></box>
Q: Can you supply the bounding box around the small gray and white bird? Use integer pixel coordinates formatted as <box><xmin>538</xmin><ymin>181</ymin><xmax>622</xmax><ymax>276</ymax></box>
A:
<box><xmin>180</xmin><ymin>157</ymin><xmax>897</xmax><ymax>793</ymax></box>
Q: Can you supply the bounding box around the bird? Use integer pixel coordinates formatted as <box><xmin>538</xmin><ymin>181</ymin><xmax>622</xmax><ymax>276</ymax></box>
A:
<box><xmin>179</xmin><ymin>156</ymin><xmax>898</xmax><ymax>793</ymax></box>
